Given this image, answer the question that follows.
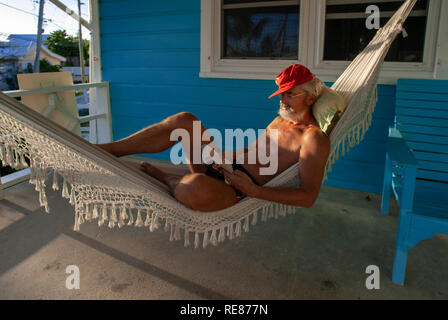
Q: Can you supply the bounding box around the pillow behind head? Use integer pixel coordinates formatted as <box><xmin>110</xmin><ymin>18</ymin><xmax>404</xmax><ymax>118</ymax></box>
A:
<box><xmin>312</xmin><ymin>86</ymin><xmax>347</xmax><ymax>135</ymax></box>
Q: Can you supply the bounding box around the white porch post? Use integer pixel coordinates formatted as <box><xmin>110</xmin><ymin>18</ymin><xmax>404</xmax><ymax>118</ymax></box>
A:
<box><xmin>89</xmin><ymin>0</ymin><xmax>113</xmax><ymax>144</ymax></box>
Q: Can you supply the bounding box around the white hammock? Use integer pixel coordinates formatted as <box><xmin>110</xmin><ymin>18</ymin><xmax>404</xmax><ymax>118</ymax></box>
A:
<box><xmin>0</xmin><ymin>0</ymin><xmax>416</xmax><ymax>248</ymax></box>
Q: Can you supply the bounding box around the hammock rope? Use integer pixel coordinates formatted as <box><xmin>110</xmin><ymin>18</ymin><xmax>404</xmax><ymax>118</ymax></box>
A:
<box><xmin>0</xmin><ymin>0</ymin><xmax>417</xmax><ymax>248</ymax></box>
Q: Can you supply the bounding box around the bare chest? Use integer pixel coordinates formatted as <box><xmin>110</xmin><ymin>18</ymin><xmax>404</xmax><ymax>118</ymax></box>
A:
<box><xmin>242</xmin><ymin>118</ymin><xmax>306</xmax><ymax>184</ymax></box>
<box><xmin>265</xmin><ymin>118</ymin><xmax>305</xmax><ymax>156</ymax></box>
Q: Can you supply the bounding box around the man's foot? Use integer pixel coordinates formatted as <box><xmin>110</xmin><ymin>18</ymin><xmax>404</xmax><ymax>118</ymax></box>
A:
<box><xmin>120</xmin><ymin>159</ymin><xmax>168</xmax><ymax>182</ymax></box>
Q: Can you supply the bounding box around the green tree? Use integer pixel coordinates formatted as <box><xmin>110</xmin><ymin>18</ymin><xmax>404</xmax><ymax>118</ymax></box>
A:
<box><xmin>44</xmin><ymin>30</ymin><xmax>89</xmax><ymax>61</ymax></box>
<box><xmin>39</xmin><ymin>58</ymin><xmax>61</xmax><ymax>72</ymax></box>
<box><xmin>44</xmin><ymin>30</ymin><xmax>77</xmax><ymax>56</ymax></box>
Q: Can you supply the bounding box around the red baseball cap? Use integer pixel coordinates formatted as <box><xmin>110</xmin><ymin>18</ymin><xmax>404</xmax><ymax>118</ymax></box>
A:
<box><xmin>269</xmin><ymin>64</ymin><xmax>314</xmax><ymax>99</ymax></box>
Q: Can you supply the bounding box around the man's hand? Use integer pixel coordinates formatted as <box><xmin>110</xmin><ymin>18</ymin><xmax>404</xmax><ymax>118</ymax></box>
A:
<box><xmin>220</xmin><ymin>127</ymin><xmax>329</xmax><ymax>208</ymax></box>
<box><xmin>223</xmin><ymin>170</ymin><xmax>258</xmax><ymax>197</ymax></box>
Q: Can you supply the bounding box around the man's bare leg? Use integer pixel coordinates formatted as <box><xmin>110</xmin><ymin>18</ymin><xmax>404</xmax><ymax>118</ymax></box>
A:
<box><xmin>97</xmin><ymin>112</ymin><xmax>210</xmax><ymax>173</ymax></box>
<box><xmin>139</xmin><ymin>162</ymin><xmax>236</xmax><ymax>212</ymax></box>
<box><xmin>120</xmin><ymin>158</ymin><xmax>181</xmax><ymax>189</ymax></box>
<box><xmin>97</xmin><ymin>112</ymin><xmax>236</xmax><ymax>211</ymax></box>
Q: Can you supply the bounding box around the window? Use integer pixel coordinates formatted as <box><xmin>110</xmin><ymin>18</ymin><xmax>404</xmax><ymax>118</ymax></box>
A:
<box><xmin>324</xmin><ymin>0</ymin><xmax>428</xmax><ymax>62</ymax></box>
<box><xmin>200</xmin><ymin>0</ymin><xmax>442</xmax><ymax>82</ymax></box>
<box><xmin>222</xmin><ymin>0</ymin><xmax>300</xmax><ymax>59</ymax></box>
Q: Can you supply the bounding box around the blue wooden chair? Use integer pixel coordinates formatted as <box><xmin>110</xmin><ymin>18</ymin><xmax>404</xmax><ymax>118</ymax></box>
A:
<box><xmin>381</xmin><ymin>78</ymin><xmax>448</xmax><ymax>285</ymax></box>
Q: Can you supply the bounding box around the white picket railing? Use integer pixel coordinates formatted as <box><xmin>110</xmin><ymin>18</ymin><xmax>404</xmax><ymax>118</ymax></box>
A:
<box><xmin>1</xmin><ymin>81</ymin><xmax>113</xmax><ymax>196</ymax></box>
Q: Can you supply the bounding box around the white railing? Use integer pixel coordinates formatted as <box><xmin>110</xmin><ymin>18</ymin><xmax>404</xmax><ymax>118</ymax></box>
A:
<box><xmin>4</xmin><ymin>81</ymin><xmax>111</xmax><ymax>143</ymax></box>
<box><xmin>0</xmin><ymin>81</ymin><xmax>112</xmax><ymax>197</ymax></box>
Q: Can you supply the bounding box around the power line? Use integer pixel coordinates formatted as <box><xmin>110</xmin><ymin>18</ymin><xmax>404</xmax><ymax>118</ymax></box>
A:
<box><xmin>0</xmin><ymin>1</ymin><xmax>76</xmax><ymax>33</ymax></box>
<box><xmin>0</xmin><ymin>1</ymin><xmax>89</xmax><ymax>36</ymax></box>
<box><xmin>45</xmin><ymin>18</ymin><xmax>66</xmax><ymax>30</ymax></box>
<box><xmin>0</xmin><ymin>1</ymin><xmax>39</xmax><ymax>17</ymax></box>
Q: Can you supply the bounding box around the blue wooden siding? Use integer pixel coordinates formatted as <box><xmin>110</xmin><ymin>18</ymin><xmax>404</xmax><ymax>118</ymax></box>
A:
<box><xmin>99</xmin><ymin>0</ymin><xmax>395</xmax><ymax>194</ymax></box>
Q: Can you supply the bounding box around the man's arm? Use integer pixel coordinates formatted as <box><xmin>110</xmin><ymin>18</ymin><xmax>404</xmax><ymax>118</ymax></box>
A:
<box><xmin>225</xmin><ymin>128</ymin><xmax>330</xmax><ymax>208</ymax></box>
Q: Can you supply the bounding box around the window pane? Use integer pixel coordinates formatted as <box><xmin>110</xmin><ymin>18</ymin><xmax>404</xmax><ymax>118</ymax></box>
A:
<box><xmin>324</xmin><ymin>0</ymin><xmax>428</xmax><ymax>62</ymax></box>
<box><xmin>223</xmin><ymin>5</ymin><xmax>300</xmax><ymax>59</ymax></box>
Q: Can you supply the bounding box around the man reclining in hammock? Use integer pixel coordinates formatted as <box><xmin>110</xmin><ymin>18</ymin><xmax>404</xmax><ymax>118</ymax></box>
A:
<box><xmin>97</xmin><ymin>64</ymin><xmax>330</xmax><ymax>212</ymax></box>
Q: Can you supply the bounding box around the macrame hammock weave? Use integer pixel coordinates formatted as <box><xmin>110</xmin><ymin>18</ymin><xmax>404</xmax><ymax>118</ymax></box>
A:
<box><xmin>0</xmin><ymin>0</ymin><xmax>416</xmax><ymax>248</ymax></box>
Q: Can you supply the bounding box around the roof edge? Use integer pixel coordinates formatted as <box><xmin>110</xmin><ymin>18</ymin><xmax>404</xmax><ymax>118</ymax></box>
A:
<box><xmin>40</xmin><ymin>45</ymin><xmax>67</xmax><ymax>62</ymax></box>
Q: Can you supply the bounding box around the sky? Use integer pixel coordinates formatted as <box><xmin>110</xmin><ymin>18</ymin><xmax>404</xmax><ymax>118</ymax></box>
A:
<box><xmin>0</xmin><ymin>0</ymin><xmax>91</xmax><ymax>40</ymax></box>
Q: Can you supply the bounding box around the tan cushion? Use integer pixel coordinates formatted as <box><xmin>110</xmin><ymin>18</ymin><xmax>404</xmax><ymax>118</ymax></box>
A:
<box><xmin>312</xmin><ymin>86</ymin><xmax>347</xmax><ymax>135</ymax></box>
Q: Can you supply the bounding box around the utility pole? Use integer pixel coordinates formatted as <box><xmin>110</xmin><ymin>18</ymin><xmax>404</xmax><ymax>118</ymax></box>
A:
<box><xmin>78</xmin><ymin>0</ymin><xmax>86</xmax><ymax>83</ymax></box>
<box><xmin>33</xmin><ymin>0</ymin><xmax>45</xmax><ymax>73</ymax></box>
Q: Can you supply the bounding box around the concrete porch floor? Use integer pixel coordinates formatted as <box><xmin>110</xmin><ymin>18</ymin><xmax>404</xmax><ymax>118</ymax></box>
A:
<box><xmin>0</xmin><ymin>180</ymin><xmax>447</xmax><ymax>300</ymax></box>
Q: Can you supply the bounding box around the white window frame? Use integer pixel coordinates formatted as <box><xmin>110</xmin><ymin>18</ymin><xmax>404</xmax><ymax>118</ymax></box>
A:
<box><xmin>200</xmin><ymin>0</ymin><xmax>310</xmax><ymax>80</ymax></box>
<box><xmin>311</xmin><ymin>0</ymin><xmax>441</xmax><ymax>83</ymax></box>
<box><xmin>200</xmin><ymin>0</ymin><xmax>442</xmax><ymax>84</ymax></box>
